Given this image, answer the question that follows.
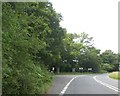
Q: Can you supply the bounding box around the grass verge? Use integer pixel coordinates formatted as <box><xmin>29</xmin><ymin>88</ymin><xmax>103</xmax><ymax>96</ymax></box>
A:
<box><xmin>109</xmin><ymin>71</ymin><xmax>120</xmax><ymax>80</ymax></box>
<box><xmin>54</xmin><ymin>72</ymin><xmax>106</xmax><ymax>75</ymax></box>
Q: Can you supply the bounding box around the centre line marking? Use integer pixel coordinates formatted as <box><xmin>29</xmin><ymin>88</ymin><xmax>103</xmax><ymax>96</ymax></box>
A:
<box><xmin>59</xmin><ymin>75</ymin><xmax>84</xmax><ymax>96</ymax></box>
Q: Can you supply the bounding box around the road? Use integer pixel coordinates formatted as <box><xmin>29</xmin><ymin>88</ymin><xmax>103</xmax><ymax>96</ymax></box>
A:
<box><xmin>47</xmin><ymin>74</ymin><xmax>119</xmax><ymax>96</ymax></box>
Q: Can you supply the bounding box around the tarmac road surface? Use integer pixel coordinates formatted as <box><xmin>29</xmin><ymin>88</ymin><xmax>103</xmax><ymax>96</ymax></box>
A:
<box><xmin>47</xmin><ymin>74</ymin><xmax>119</xmax><ymax>96</ymax></box>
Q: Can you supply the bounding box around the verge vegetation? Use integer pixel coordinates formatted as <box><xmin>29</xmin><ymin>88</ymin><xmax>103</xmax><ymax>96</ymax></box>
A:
<box><xmin>109</xmin><ymin>71</ymin><xmax>120</xmax><ymax>80</ymax></box>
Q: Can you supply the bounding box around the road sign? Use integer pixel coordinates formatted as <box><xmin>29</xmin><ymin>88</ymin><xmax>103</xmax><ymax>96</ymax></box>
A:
<box><xmin>88</xmin><ymin>68</ymin><xmax>92</xmax><ymax>71</ymax></box>
<box><xmin>52</xmin><ymin>67</ymin><xmax>55</xmax><ymax>71</ymax></box>
<box><xmin>79</xmin><ymin>67</ymin><xmax>83</xmax><ymax>70</ymax></box>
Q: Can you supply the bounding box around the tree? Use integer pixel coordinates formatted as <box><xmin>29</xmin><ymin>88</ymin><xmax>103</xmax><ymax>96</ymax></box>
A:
<box><xmin>60</xmin><ymin>32</ymin><xmax>101</xmax><ymax>73</ymax></box>
<box><xmin>78</xmin><ymin>32</ymin><xmax>94</xmax><ymax>48</ymax></box>
<box><xmin>100</xmin><ymin>50</ymin><xmax>118</xmax><ymax>72</ymax></box>
<box><xmin>2</xmin><ymin>2</ymin><xmax>64</xmax><ymax>94</ymax></box>
<box><xmin>78</xmin><ymin>47</ymin><xmax>101</xmax><ymax>72</ymax></box>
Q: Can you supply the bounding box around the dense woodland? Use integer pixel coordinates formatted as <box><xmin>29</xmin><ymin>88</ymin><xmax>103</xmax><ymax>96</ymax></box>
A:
<box><xmin>2</xmin><ymin>2</ymin><xmax>119</xmax><ymax>94</ymax></box>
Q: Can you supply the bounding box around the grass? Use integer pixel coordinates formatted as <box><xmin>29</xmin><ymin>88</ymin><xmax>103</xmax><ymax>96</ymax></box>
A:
<box><xmin>109</xmin><ymin>71</ymin><xmax>120</xmax><ymax>80</ymax></box>
<box><xmin>54</xmin><ymin>72</ymin><xmax>104</xmax><ymax>75</ymax></box>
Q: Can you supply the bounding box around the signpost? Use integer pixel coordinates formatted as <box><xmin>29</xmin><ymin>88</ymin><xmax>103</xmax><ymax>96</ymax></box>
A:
<box><xmin>72</xmin><ymin>68</ymin><xmax>75</xmax><ymax>72</ymax></box>
<box><xmin>119</xmin><ymin>62</ymin><xmax>120</xmax><ymax>71</ymax></box>
<box><xmin>51</xmin><ymin>67</ymin><xmax>54</xmax><ymax>73</ymax></box>
<box><xmin>88</xmin><ymin>68</ymin><xmax>92</xmax><ymax>72</ymax></box>
<box><xmin>52</xmin><ymin>67</ymin><xmax>55</xmax><ymax>71</ymax></box>
<box><xmin>79</xmin><ymin>67</ymin><xmax>83</xmax><ymax>73</ymax></box>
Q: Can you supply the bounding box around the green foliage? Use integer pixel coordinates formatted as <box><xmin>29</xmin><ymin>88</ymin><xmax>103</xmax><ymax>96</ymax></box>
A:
<box><xmin>101</xmin><ymin>63</ymin><xmax>115</xmax><ymax>72</ymax></box>
<box><xmin>100</xmin><ymin>50</ymin><xmax>117</xmax><ymax>64</ymax></box>
<box><xmin>2</xmin><ymin>1</ymin><xmax>119</xmax><ymax>94</ymax></box>
<box><xmin>100</xmin><ymin>50</ymin><xmax>118</xmax><ymax>72</ymax></box>
<box><xmin>2</xmin><ymin>2</ymin><xmax>59</xmax><ymax>94</ymax></box>
<box><xmin>3</xmin><ymin>62</ymin><xmax>53</xmax><ymax>94</ymax></box>
<box><xmin>60</xmin><ymin>33</ymin><xmax>102</xmax><ymax>73</ymax></box>
<box><xmin>79</xmin><ymin>47</ymin><xmax>101</xmax><ymax>72</ymax></box>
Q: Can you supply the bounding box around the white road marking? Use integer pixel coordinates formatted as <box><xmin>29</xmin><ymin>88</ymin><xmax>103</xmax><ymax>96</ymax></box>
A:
<box><xmin>93</xmin><ymin>76</ymin><xmax>120</xmax><ymax>92</ymax></box>
<box><xmin>59</xmin><ymin>75</ymin><xmax>84</xmax><ymax>96</ymax></box>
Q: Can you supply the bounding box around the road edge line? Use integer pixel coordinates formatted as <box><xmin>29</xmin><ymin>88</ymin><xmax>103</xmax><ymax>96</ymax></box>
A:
<box><xmin>93</xmin><ymin>76</ymin><xmax>119</xmax><ymax>92</ymax></box>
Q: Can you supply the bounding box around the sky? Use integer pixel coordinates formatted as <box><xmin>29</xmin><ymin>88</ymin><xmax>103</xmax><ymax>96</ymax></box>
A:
<box><xmin>49</xmin><ymin>0</ymin><xmax>119</xmax><ymax>53</ymax></box>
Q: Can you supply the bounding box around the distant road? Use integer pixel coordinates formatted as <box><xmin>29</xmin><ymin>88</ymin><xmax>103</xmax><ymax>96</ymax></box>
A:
<box><xmin>47</xmin><ymin>74</ymin><xmax>119</xmax><ymax>95</ymax></box>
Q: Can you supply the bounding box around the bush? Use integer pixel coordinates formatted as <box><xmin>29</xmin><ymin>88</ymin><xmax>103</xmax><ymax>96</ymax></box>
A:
<box><xmin>2</xmin><ymin>2</ymin><xmax>53</xmax><ymax>94</ymax></box>
<box><xmin>2</xmin><ymin>62</ymin><xmax>53</xmax><ymax>94</ymax></box>
<box><xmin>101</xmin><ymin>63</ymin><xmax>114</xmax><ymax>72</ymax></box>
